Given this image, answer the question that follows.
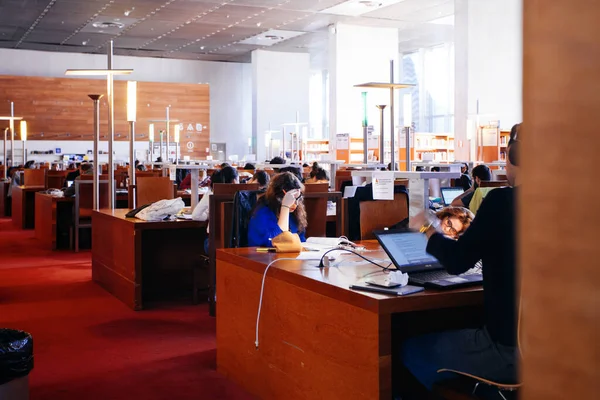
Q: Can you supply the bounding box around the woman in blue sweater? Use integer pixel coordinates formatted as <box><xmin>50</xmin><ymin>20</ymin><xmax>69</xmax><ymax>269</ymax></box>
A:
<box><xmin>248</xmin><ymin>172</ymin><xmax>307</xmax><ymax>247</ymax></box>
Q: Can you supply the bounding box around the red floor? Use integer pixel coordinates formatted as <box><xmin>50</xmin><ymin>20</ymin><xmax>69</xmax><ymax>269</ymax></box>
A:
<box><xmin>0</xmin><ymin>217</ymin><xmax>253</xmax><ymax>400</ymax></box>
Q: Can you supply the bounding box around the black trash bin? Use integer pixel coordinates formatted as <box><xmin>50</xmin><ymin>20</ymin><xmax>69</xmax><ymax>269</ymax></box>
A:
<box><xmin>0</xmin><ymin>329</ymin><xmax>33</xmax><ymax>400</ymax></box>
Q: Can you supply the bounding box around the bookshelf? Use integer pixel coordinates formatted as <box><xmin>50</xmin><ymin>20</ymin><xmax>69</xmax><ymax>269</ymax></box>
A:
<box><xmin>303</xmin><ymin>139</ymin><xmax>330</xmax><ymax>162</ymax></box>
<box><xmin>499</xmin><ymin>130</ymin><xmax>510</xmax><ymax>161</ymax></box>
<box><xmin>414</xmin><ymin>133</ymin><xmax>455</xmax><ymax>162</ymax></box>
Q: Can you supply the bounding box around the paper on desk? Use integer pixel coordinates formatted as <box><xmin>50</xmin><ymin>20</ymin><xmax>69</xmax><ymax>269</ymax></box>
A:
<box><xmin>388</xmin><ymin>270</ymin><xmax>409</xmax><ymax>286</ymax></box>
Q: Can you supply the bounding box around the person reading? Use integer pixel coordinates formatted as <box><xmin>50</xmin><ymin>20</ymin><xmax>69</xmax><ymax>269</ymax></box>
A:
<box><xmin>401</xmin><ymin>123</ymin><xmax>521</xmax><ymax>393</ymax></box>
<box><xmin>450</xmin><ymin>164</ymin><xmax>492</xmax><ymax>208</ymax></box>
<box><xmin>247</xmin><ymin>172</ymin><xmax>306</xmax><ymax>247</ymax></box>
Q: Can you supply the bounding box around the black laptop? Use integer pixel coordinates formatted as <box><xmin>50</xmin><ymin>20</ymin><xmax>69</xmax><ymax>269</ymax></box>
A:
<box><xmin>374</xmin><ymin>229</ymin><xmax>482</xmax><ymax>289</ymax></box>
<box><xmin>440</xmin><ymin>187</ymin><xmax>464</xmax><ymax>206</ymax></box>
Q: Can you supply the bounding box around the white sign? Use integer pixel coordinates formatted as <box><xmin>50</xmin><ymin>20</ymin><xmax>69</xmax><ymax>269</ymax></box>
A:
<box><xmin>169</xmin><ymin>166</ymin><xmax>176</xmax><ymax>181</ymax></box>
<box><xmin>187</xmin><ymin>124</ymin><xmax>194</xmax><ymax>131</ymax></box>
<box><xmin>196</xmin><ymin>123</ymin><xmax>203</xmax><ymax>132</ymax></box>
<box><xmin>367</xmin><ymin>132</ymin><xmax>378</xmax><ymax>149</ymax></box>
<box><xmin>336</xmin><ymin>133</ymin><xmax>350</xmax><ymax>150</ymax></box>
<box><xmin>372</xmin><ymin>171</ymin><xmax>394</xmax><ymax>200</ymax></box>
<box><xmin>482</xmin><ymin>127</ymin><xmax>498</xmax><ymax>146</ymax></box>
<box><xmin>186</xmin><ymin>141</ymin><xmax>194</xmax><ymax>150</ymax></box>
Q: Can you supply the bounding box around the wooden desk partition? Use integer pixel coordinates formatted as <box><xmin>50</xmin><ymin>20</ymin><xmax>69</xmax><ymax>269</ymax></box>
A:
<box><xmin>12</xmin><ymin>186</ymin><xmax>45</xmax><ymax>229</ymax></box>
<box><xmin>35</xmin><ymin>193</ymin><xmax>73</xmax><ymax>250</ymax></box>
<box><xmin>208</xmin><ymin>183</ymin><xmax>259</xmax><ymax>316</ymax></box>
<box><xmin>480</xmin><ymin>181</ymin><xmax>508</xmax><ymax>188</ymax></box>
<box><xmin>23</xmin><ymin>169</ymin><xmax>46</xmax><ymax>187</ymax></box>
<box><xmin>359</xmin><ymin>192</ymin><xmax>409</xmax><ymax>240</ymax></box>
<box><xmin>92</xmin><ymin>209</ymin><xmax>208</xmax><ymax>310</ymax></box>
<box><xmin>46</xmin><ymin>170</ymin><xmax>68</xmax><ymax>189</ymax></box>
<box><xmin>216</xmin><ymin>245</ymin><xmax>483</xmax><ymax>400</ymax></box>
<box><xmin>304</xmin><ymin>191</ymin><xmax>342</xmax><ymax>238</ymax></box>
<box><xmin>128</xmin><ymin>177</ymin><xmax>177</xmax><ymax>208</ymax></box>
<box><xmin>0</xmin><ymin>181</ymin><xmax>10</xmax><ymax>217</ymax></box>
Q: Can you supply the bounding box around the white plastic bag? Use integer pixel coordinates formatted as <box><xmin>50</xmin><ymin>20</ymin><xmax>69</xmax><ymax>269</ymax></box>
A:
<box><xmin>136</xmin><ymin>197</ymin><xmax>185</xmax><ymax>221</ymax></box>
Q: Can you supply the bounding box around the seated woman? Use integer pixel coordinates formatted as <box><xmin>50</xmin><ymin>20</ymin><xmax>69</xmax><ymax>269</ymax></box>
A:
<box><xmin>248</xmin><ymin>172</ymin><xmax>307</xmax><ymax>247</ymax></box>
<box><xmin>248</xmin><ymin>170</ymin><xmax>270</xmax><ymax>191</ymax></box>
<box><xmin>435</xmin><ymin>206</ymin><xmax>474</xmax><ymax>239</ymax></box>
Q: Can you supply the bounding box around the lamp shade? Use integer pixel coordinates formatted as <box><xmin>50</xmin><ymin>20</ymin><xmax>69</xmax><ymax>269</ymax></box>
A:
<box><xmin>149</xmin><ymin>123</ymin><xmax>154</xmax><ymax>142</ymax></box>
<box><xmin>403</xmin><ymin>93</ymin><xmax>412</xmax><ymax>127</ymax></box>
<box><xmin>20</xmin><ymin>120</ymin><xmax>27</xmax><ymax>141</ymax></box>
<box><xmin>174</xmin><ymin>124</ymin><xmax>180</xmax><ymax>143</ymax></box>
<box><xmin>127</xmin><ymin>81</ymin><xmax>137</xmax><ymax>122</ymax></box>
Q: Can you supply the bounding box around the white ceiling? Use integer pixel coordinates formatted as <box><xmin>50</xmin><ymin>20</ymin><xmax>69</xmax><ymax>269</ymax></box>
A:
<box><xmin>0</xmin><ymin>0</ymin><xmax>454</xmax><ymax>63</ymax></box>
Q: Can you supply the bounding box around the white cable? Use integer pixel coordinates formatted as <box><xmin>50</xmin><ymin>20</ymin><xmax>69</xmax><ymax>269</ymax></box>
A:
<box><xmin>255</xmin><ymin>257</ymin><xmax>297</xmax><ymax>350</ymax></box>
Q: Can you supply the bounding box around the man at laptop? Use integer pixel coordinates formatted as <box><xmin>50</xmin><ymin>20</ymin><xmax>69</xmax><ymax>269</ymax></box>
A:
<box><xmin>402</xmin><ymin>124</ymin><xmax>521</xmax><ymax>392</ymax></box>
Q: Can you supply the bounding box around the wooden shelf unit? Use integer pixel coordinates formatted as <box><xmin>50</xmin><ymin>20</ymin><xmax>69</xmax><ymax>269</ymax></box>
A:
<box><xmin>303</xmin><ymin>139</ymin><xmax>330</xmax><ymax>162</ymax></box>
<box><xmin>414</xmin><ymin>133</ymin><xmax>455</xmax><ymax>162</ymax></box>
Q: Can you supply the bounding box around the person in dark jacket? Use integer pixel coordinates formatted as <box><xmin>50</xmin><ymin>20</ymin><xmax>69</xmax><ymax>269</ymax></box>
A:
<box><xmin>401</xmin><ymin>124</ymin><xmax>521</xmax><ymax>392</ymax></box>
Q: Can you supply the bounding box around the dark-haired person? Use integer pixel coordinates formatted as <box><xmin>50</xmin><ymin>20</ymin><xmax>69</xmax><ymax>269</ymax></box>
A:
<box><xmin>243</xmin><ymin>163</ymin><xmax>256</xmax><ymax>171</ymax></box>
<box><xmin>279</xmin><ymin>165</ymin><xmax>303</xmax><ymax>183</ymax></box>
<box><xmin>450</xmin><ymin>164</ymin><xmax>492</xmax><ymax>208</ymax></box>
<box><xmin>305</xmin><ymin>166</ymin><xmax>329</xmax><ymax>184</ymax></box>
<box><xmin>63</xmin><ymin>163</ymin><xmax>94</xmax><ymax>197</ymax></box>
<box><xmin>249</xmin><ymin>170</ymin><xmax>270</xmax><ymax>191</ymax></box>
<box><xmin>456</xmin><ymin>163</ymin><xmax>472</xmax><ymax>191</ymax></box>
<box><xmin>192</xmin><ymin>167</ymin><xmax>239</xmax><ymax>222</ymax></box>
<box><xmin>269</xmin><ymin>156</ymin><xmax>286</xmax><ymax>173</ymax></box>
<box><xmin>401</xmin><ymin>123</ymin><xmax>521</xmax><ymax>394</ymax></box>
<box><xmin>193</xmin><ymin>167</ymin><xmax>239</xmax><ymax>253</ymax></box>
<box><xmin>248</xmin><ymin>172</ymin><xmax>307</xmax><ymax>247</ymax></box>
<box><xmin>64</xmin><ymin>162</ymin><xmax>82</xmax><ymax>187</ymax></box>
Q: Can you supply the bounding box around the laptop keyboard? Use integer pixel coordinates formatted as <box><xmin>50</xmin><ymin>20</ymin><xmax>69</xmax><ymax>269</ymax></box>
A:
<box><xmin>409</xmin><ymin>264</ymin><xmax>482</xmax><ymax>285</ymax></box>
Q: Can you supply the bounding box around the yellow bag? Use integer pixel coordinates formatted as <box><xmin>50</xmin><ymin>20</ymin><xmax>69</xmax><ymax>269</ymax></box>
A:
<box><xmin>271</xmin><ymin>231</ymin><xmax>303</xmax><ymax>253</ymax></box>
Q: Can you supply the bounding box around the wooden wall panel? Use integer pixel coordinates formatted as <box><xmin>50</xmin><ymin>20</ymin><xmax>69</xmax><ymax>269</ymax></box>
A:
<box><xmin>0</xmin><ymin>75</ymin><xmax>210</xmax><ymax>158</ymax></box>
<box><xmin>522</xmin><ymin>1</ymin><xmax>600</xmax><ymax>399</ymax></box>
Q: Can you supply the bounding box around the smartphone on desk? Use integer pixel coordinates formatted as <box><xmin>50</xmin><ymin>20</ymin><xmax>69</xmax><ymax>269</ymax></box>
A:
<box><xmin>349</xmin><ymin>284</ymin><xmax>424</xmax><ymax>296</ymax></box>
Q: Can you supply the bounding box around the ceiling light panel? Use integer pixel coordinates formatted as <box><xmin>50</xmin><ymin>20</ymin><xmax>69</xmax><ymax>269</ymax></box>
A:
<box><xmin>237</xmin><ymin>29</ymin><xmax>306</xmax><ymax>46</ymax></box>
<box><xmin>363</xmin><ymin>0</ymin><xmax>451</xmax><ymax>19</ymax></box>
<box><xmin>320</xmin><ymin>0</ymin><xmax>409</xmax><ymax>17</ymax></box>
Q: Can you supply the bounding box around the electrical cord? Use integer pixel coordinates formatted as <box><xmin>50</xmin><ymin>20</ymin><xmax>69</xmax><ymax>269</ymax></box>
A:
<box><xmin>318</xmin><ymin>247</ymin><xmax>397</xmax><ymax>271</ymax></box>
<box><xmin>255</xmin><ymin>258</ymin><xmax>298</xmax><ymax>350</ymax></box>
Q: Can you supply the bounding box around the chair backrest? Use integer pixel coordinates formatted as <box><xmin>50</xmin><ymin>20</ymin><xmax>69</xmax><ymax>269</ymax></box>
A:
<box><xmin>304</xmin><ymin>182</ymin><xmax>329</xmax><ymax>193</ymax></box>
<box><xmin>213</xmin><ymin>183</ymin><xmax>259</xmax><ymax>196</ymax></box>
<box><xmin>230</xmin><ymin>190</ymin><xmax>261</xmax><ymax>248</ymax></box>
<box><xmin>335</xmin><ymin>170</ymin><xmax>353</xmax><ymax>191</ymax></box>
<box><xmin>75</xmin><ymin>180</ymin><xmax>109</xmax><ymax>220</ymax></box>
<box><xmin>480</xmin><ymin>180</ymin><xmax>508</xmax><ymax>188</ymax></box>
<box><xmin>135</xmin><ymin>177</ymin><xmax>176</xmax><ymax>208</ymax></box>
<box><xmin>23</xmin><ymin>169</ymin><xmax>46</xmax><ymax>187</ymax></box>
<box><xmin>358</xmin><ymin>192</ymin><xmax>409</xmax><ymax>240</ymax></box>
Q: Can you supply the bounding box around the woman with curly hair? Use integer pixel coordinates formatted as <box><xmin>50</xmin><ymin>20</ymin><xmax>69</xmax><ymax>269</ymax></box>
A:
<box><xmin>248</xmin><ymin>172</ymin><xmax>307</xmax><ymax>247</ymax></box>
<box><xmin>436</xmin><ymin>206</ymin><xmax>475</xmax><ymax>239</ymax></box>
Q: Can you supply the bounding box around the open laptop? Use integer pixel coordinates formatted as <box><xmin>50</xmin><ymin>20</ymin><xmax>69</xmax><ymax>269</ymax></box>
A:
<box><xmin>374</xmin><ymin>229</ymin><xmax>482</xmax><ymax>289</ymax></box>
<box><xmin>66</xmin><ymin>180</ymin><xmax>74</xmax><ymax>188</ymax></box>
<box><xmin>440</xmin><ymin>187</ymin><xmax>464</xmax><ymax>206</ymax></box>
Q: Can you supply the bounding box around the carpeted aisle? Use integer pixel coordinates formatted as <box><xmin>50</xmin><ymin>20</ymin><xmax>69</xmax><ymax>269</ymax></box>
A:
<box><xmin>0</xmin><ymin>218</ymin><xmax>253</xmax><ymax>400</ymax></box>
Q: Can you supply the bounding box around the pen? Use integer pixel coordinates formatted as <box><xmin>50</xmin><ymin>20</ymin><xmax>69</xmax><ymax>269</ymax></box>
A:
<box><xmin>256</xmin><ymin>248</ymin><xmax>277</xmax><ymax>253</ymax></box>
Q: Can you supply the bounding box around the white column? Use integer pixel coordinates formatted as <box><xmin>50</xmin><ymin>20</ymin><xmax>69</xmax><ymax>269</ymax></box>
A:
<box><xmin>328</xmin><ymin>24</ymin><xmax>399</xmax><ymax>150</ymax></box>
<box><xmin>252</xmin><ymin>50</ymin><xmax>310</xmax><ymax>161</ymax></box>
<box><xmin>455</xmin><ymin>0</ymin><xmax>523</xmax><ymax>161</ymax></box>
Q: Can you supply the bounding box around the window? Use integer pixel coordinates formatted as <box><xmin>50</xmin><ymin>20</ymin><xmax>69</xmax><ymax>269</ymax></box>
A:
<box><xmin>402</xmin><ymin>44</ymin><xmax>454</xmax><ymax>133</ymax></box>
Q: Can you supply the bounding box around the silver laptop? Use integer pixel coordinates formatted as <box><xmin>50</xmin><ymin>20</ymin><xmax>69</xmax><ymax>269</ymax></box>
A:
<box><xmin>374</xmin><ymin>230</ymin><xmax>483</xmax><ymax>289</ymax></box>
<box><xmin>440</xmin><ymin>187</ymin><xmax>464</xmax><ymax>206</ymax></box>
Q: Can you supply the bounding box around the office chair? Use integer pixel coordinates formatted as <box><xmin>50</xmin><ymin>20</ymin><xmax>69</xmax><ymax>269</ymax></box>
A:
<box><xmin>433</xmin><ymin>301</ymin><xmax>523</xmax><ymax>400</ymax></box>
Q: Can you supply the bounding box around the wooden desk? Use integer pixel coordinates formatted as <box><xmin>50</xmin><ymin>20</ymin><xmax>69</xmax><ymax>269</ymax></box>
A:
<box><xmin>92</xmin><ymin>209</ymin><xmax>208</xmax><ymax>310</ymax></box>
<box><xmin>12</xmin><ymin>186</ymin><xmax>46</xmax><ymax>229</ymax></box>
<box><xmin>0</xmin><ymin>181</ymin><xmax>10</xmax><ymax>217</ymax></box>
<box><xmin>34</xmin><ymin>193</ymin><xmax>73</xmax><ymax>250</ymax></box>
<box><xmin>216</xmin><ymin>245</ymin><xmax>483</xmax><ymax>400</ymax></box>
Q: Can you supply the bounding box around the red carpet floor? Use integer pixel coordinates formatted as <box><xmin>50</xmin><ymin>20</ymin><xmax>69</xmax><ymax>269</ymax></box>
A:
<box><xmin>0</xmin><ymin>218</ymin><xmax>254</xmax><ymax>400</ymax></box>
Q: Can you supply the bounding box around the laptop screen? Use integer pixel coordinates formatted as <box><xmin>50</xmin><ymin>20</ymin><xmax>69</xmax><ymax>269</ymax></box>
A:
<box><xmin>67</xmin><ymin>181</ymin><xmax>74</xmax><ymax>188</ymax></box>
<box><xmin>375</xmin><ymin>231</ymin><xmax>441</xmax><ymax>273</ymax></box>
<box><xmin>441</xmin><ymin>187</ymin><xmax>464</xmax><ymax>206</ymax></box>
